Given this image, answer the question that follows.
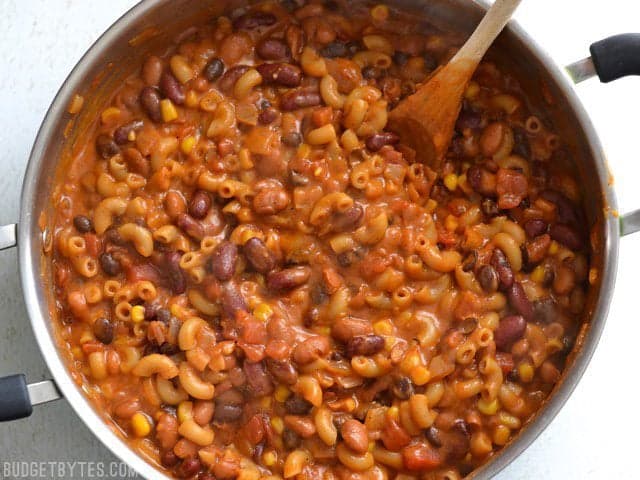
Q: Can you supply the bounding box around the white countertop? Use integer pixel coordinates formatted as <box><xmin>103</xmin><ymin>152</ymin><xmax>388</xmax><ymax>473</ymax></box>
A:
<box><xmin>1</xmin><ymin>1</ymin><xmax>639</xmax><ymax>478</ymax></box>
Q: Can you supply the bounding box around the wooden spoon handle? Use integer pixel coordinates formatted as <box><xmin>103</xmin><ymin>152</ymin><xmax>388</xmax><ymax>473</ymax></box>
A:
<box><xmin>452</xmin><ymin>0</ymin><xmax>522</xmax><ymax>64</ymax></box>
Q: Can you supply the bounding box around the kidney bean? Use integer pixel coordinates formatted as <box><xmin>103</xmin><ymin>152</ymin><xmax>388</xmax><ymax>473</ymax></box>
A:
<box><xmin>550</xmin><ymin>223</ymin><xmax>583</xmax><ymax>250</ymax></box>
<box><xmin>160</xmin><ymin>71</ymin><xmax>185</xmax><ymax>105</ymax></box>
<box><xmin>213</xmin><ymin>403</ymin><xmax>243</xmax><ymax>423</ymax></box>
<box><xmin>381</xmin><ymin>418</ymin><xmax>411</xmax><ymax>451</ymax></box>
<box><xmin>164</xmin><ymin>191</ymin><xmax>187</xmax><ymax>219</ymax></box>
<box><xmin>256</xmin><ymin>62</ymin><xmax>302</xmax><ymax>87</ymax></box>
<box><xmin>341</xmin><ymin>419</ymin><xmax>369</xmax><ymax>454</ymax></box>
<box><xmin>140</xmin><ymin>86</ymin><xmax>162</xmax><ymax>122</ymax></box>
<box><xmin>221</xmin><ymin>282</ymin><xmax>248</xmax><ymax>319</ymax></box>
<box><xmin>218</xmin><ymin>65</ymin><xmax>250</xmax><ymax>92</ymax></box>
<box><xmin>257</xmin><ymin>38</ymin><xmax>291</xmax><ymax>60</ymax></box>
<box><xmin>391</xmin><ymin>376</ymin><xmax>415</xmax><ymax>400</ymax></box>
<box><xmin>284</xmin><ymin>415</ymin><xmax>316</xmax><ymax>438</ymax></box>
<box><xmin>254</xmin><ymin>189</ymin><xmax>290</xmax><ymax>216</ymax></box>
<box><xmin>402</xmin><ymin>443</ymin><xmax>442</xmax><ymax>471</ymax></box>
<box><xmin>366</xmin><ymin>132</ymin><xmax>399</xmax><ymax>152</ymax></box>
<box><xmin>210</xmin><ymin>241</ymin><xmax>238</xmax><ymax>281</ymax></box>
<box><xmin>142</xmin><ymin>55</ymin><xmax>163</xmax><ymax>86</ymax></box>
<box><xmin>508</xmin><ymin>282</ymin><xmax>534</xmax><ymax>320</ymax></box>
<box><xmin>188</xmin><ymin>190</ymin><xmax>211</xmax><ymax>219</ymax></box>
<box><xmin>491</xmin><ymin>248</ymin><xmax>514</xmax><ymax>291</ymax></box>
<box><xmin>345</xmin><ymin>335</ymin><xmax>385</xmax><ymax>357</ymax></box>
<box><xmin>99</xmin><ymin>252</ymin><xmax>121</xmax><ymax>276</ymax></box>
<box><xmin>479</xmin><ymin>121</ymin><xmax>506</xmax><ymax>157</ymax></box>
<box><xmin>474</xmin><ymin>265</ymin><xmax>497</xmax><ymax>294</ymax></box>
<box><xmin>95</xmin><ymin>134</ymin><xmax>120</xmax><ymax>159</ymax></box>
<box><xmin>266</xmin><ymin>359</ymin><xmax>298</xmax><ymax>385</ymax></box>
<box><xmin>540</xmin><ymin>189</ymin><xmax>579</xmax><ymax>226</ymax></box>
<box><xmin>525</xmin><ymin>233</ymin><xmax>551</xmax><ymax>264</ymax></box>
<box><xmin>113</xmin><ymin>120</ymin><xmax>144</xmax><ymax>145</ymax></box>
<box><xmin>73</xmin><ymin>215</ymin><xmax>93</xmax><ymax>233</ymax></box>
<box><xmin>244</xmin><ymin>360</ymin><xmax>274</xmax><ymax>396</ymax></box>
<box><xmin>176</xmin><ymin>213</ymin><xmax>205</xmax><ymax>240</ymax></box>
<box><xmin>494</xmin><ymin>314</ymin><xmax>527</xmax><ymax>351</ymax></box>
<box><xmin>203</xmin><ymin>57</ymin><xmax>225</xmax><ymax>82</ymax></box>
<box><xmin>178</xmin><ymin>458</ymin><xmax>201</xmax><ymax>478</ymax></box>
<box><xmin>233</xmin><ymin>11</ymin><xmax>277</xmax><ymax>30</ymax></box>
<box><xmin>423</xmin><ymin>426</ymin><xmax>442</xmax><ymax>448</ymax></box>
<box><xmin>455</xmin><ymin>109</ymin><xmax>482</xmax><ymax>132</ymax></box>
<box><xmin>259</xmin><ymin>107</ymin><xmax>278</xmax><ymax>125</ymax></box>
<box><xmin>164</xmin><ymin>251</ymin><xmax>186</xmax><ymax>294</ymax></box>
<box><xmin>320</xmin><ymin>41</ymin><xmax>347</xmax><ymax>58</ymax></box>
<box><xmin>160</xmin><ymin>450</ymin><xmax>179</xmax><ymax>468</ymax></box>
<box><xmin>467</xmin><ymin>165</ymin><xmax>497</xmax><ymax>197</ymax></box>
<box><xmin>280</xmin><ymin>88</ymin><xmax>322</xmax><ymax>111</ymax></box>
<box><xmin>93</xmin><ymin>317</ymin><xmax>114</xmax><ymax>344</ymax></box>
<box><xmin>285</xmin><ymin>395</ymin><xmax>313</xmax><ymax>415</ymax></box>
<box><xmin>332</xmin><ymin>316</ymin><xmax>373</xmax><ymax>343</ymax></box>
<box><xmin>481</xmin><ymin>198</ymin><xmax>499</xmax><ymax>217</ymax></box>
<box><xmin>524</xmin><ymin>219</ymin><xmax>548</xmax><ymax>238</ymax></box>
<box><xmin>243</xmin><ymin>237</ymin><xmax>276</xmax><ymax>273</ymax></box>
<box><xmin>122</xmin><ymin>147</ymin><xmax>149</xmax><ymax>177</ymax></box>
<box><xmin>267</xmin><ymin>266</ymin><xmax>311</xmax><ymax>291</ymax></box>
<box><xmin>330</xmin><ymin>204</ymin><xmax>364</xmax><ymax>233</ymax></box>
<box><xmin>283</xmin><ymin>428</ymin><xmax>301</xmax><ymax>449</ymax></box>
<box><xmin>293</xmin><ymin>336</ymin><xmax>330</xmax><ymax>364</ymax></box>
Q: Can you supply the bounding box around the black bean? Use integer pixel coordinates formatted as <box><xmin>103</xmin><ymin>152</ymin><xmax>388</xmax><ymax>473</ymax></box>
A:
<box><xmin>188</xmin><ymin>190</ymin><xmax>211</xmax><ymax>219</ymax></box>
<box><xmin>391</xmin><ymin>376</ymin><xmax>415</xmax><ymax>400</ymax></box>
<box><xmin>159</xmin><ymin>342</ymin><xmax>180</xmax><ymax>356</ymax></box>
<box><xmin>477</xmin><ymin>265</ymin><xmax>498</xmax><ymax>293</ymax></box>
<box><xmin>284</xmin><ymin>395</ymin><xmax>312</xmax><ymax>415</ymax></box>
<box><xmin>423</xmin><ymin>53</ymin><xmax>438</xmax><ymax>71</ymax></box>
<box><xmin>345</xmin><ymin>335</ymin><xmax>385</xmax><ymax>357</ymax></box>
<box><xmin>512</xmin><ymin>126</ymin><xmax>531</xmax><ymax>158</ymax></box>
<box><xmin>533</xmin><ymin>297</ymin><xmax>556</xmax><ymax>323</ymax></box>
<box><xmin>233</xmin><ymin>11</ymin><xmax>277</xmax><ymax>30</ymax></box>
<box><xmin>113</xmin><ymin>120</ymin><xmax>144</xmax><ymax>145</ymax></box>
<box><xmin>99</xmin><ymin>252</ymin><xmax>121</xmax><ymax>276</ymax></box>
<box><xmin>320</xmin><ymin>41</ymin><xmax>347</xmax><ymax>58</ymax></box>
<box><xmin>345</xmin><ymin>41</ymin><xmax>362</xmax><ymax>56</ymax></box>
<box><xmin>156</xmin><ymin>308</ymin><xmax>172</xmax><ymax>324</ymax></box>
<box><xmin>462</xmin><ymin>251</ymin><xmax>477</xmax><ymax>272</ymax></box>
<box><xmin>95</xmin><ymin>134</ymin><xmax>119</xmax><ymax>159</ymax></box>
<box><xmin>494</xmin><ymin>315</ymin><xmax>527</xmax><ymax>351</ymax></box>
<box><xmin>425</xmin><ymin>426</ymin><xmax>442</xmax><ymax>448</ymax></box>
<box><xmin>491</xmin><ymin>248</ymin><xmax>514</xmax><ymax>291</ymax></box>
<box><xmin>93</xmin><ymin>317</ymin><xmax>114</xmax><ymax>344</ymax></box>
<box><xmin>139</xmin><ymin>87</ymin><xmax>162</xmax><ymax>123</ymax></box>
<box><xmin>392</xmin><ymin>51</ymin><xmax>409</xmax><ymax>66</ymax></box>
<box><xmin>283</xmin><ymin>428</ymin><xmax>301</xmax><ymax>450</ymax></box>
<box><xmin>524</xmin><ymin>219</ymin><xmax>548</xmax><ymax>238</ymax></box>
<box><xmin>160</xmin><ymin>72</ymin><xmax>185</xmax><ymax>105</ymax></box>
<box><xmin>209</xmin><ymin>241</ymin><xmax>238</xmax><ymax>281</ymax></box>
<box><xmin>164</xmin><ymin>251</ymin><xmax>186</xmax><ymax>294</ymax></box>
<box><xmin>203</xmin><ymin>57</ymin><xmax>225</xmax><ymax>82</ymax></box>
<box><xmin>362</xmin><ymin>66</ymin><xmax>383</xmax><ymax>79</ymax></box>
<box><xmin>481</xmin><ymin>198</ymin><xmax>500</xmax><ymax>217</ymax></box>
<box><xmin>73</xmin><ymin>215</ymin><xmax>93</xmax><ymax>233</ymax></box>
<box><xmin>459</xmin><ymin>317</ymin><xmax>478</xmax><ymax>335</ymax></box>
<box><xmin>508</xmin><ymin>282</ymin><xmax>534</xmax><ymax>320</ymax></box>
<box><xmin>267</xmin><ymin>266</ymin><xmax>311</xmax><ymax>290</ymax></box>
<box><xmin>456</xmin><ymin>109</ymin><xmax>481</xmax><ymax>132</ymax></box>
<box><xmin>365</xmin><ymin>132</ymin><xmax>399</xmax><ymax>152</ymax></box>
<box><xmin>549</xmin><ymin>223</ymin><xmax>583</xmax><ymax>250</ymax></box>
<box><xmin>243</xmin><ymin>237</ymin><xmax>276</xmax><ymax>273</ymax></box>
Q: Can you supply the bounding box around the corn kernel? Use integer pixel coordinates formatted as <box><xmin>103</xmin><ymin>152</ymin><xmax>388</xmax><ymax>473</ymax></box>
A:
<box><xmin>443</xmin><ymin>173</ymin><xmax>458</xmax><ymax>191</ymax></box>
<box><xmin>185</xmin><ymin>90</ymin><xmax>199</xmax><ymax>108</ymax></box>
<box><xmin>445</xmin><ymin>214</ymin><xmax>458</xmax><ymax>232</ymax></box>
<box><xmin>477</xmin><ymin>397</ymin><xmax>500</xmax><ymax>416</ymax></box>
<box><xmin>260</xmin><ymin>397</ymin><xmax>272</xmax><ymax>409</ymax></box>
<box><xmin>499</xmin><ymin>412</ymin><xmax>521</xmax><ymax>430</ymax></box>
<box><xmin>343</xmin><ymin>398</ymin><xmax>356</xmax><ymax>412</ymax></box>
<box><xmin>131</xmin><ymin>412</ymin><xmax>152</xmax><ymax>437</ymax></box>
<box><xmin>548</xmin><ymin>240</ymin><xmax>559</xmax><ymax>255</ymax></box>
<box><xmin>262</xmin><ymin>450</ymin><xmax>277</xmax><ymax>467</ymax></box>
<box><xmin>131</xmin><ymin>305</ymin><xmax>145</xmax><ymax>323</ymax></box>
<box><xmin>531</xmin><ymin>265</ymin><xmax>545</xmax><ymax>284</ymax></box>
<box><xmin>589</xmin><ymin>267</ymin><xmax>598</xmax><ymax>285</ymax></box>
<box><xmin>465</xmin><ymin>81</ymin><xmax>480</xmax><ymax>100</ymax></box>
<box><xmin>271</xmin><ymin>416</ymin><xmax>284</xmax><ymax>435</ymax></box>
<box><xmin>101</xmin><ymin>107</ymin><xmax>121</xmax><ymax>124</ymax></box>
<box><xmin>127</xmin><ymin>130</ymin><xmax>136</xmax><ymax>142</ymax></box>
<box><xmin>170</xmin><ymin>304</ymin><xmax>182</xmax><ymax>318</ymax></box>
<box><xmin>275</xmin><ymin>385</ymin><xmax>291</xmax><ymax>403</ymax></box>
<box><xmin>68</xmin><ymin>94</ymin><xmax>84</xmax><ymax>114</ymax></box>
<box><xmin>368</xmin><ymin>441</ymin><xmax>376</xmax><ymax>452</ymax></box>
<box><xmin>296</xmin><ymin>143</ymin><xmax>311</xmax><ymax>159</ymax></box>
<box><xmin>370</xmin><ymin>4</ymin><xmax>389</xmax><ymax>22</ymax></box>
<box><xmin>374</xmin><ymin>320</ymin><xmax>393</xmax><ymax>336</ymax></box>
<box><xmin>254</xmin><ymin>303</ymin><xmax>274</xmax><ymax>322</ymax></box>
<box><xmin>71</xmin><ymin>346</ymin><xmax>83</xmax><ymax>360</ymax></box>
<box><xmin>384</xmin><ymin>336</ymin><xmax>396</xmax><ymax>351</ymax></box>
<box><xmin>313</xmin><ymin>167</ymin><xmax>323</xmax><ymax>177</ymax></box>
<box><xmin>177</xmin><ymin>401</ymin><xmax>193</xmax><ymax>423</ymax></box>
<box><xmin>400</xmin><ymin>352</ymin><xmax>421</xmax><ymax>374</ymax></box>
<box><xmin>160</xmin><ymin>99</ymin><xmax>178</xmax><ymax>122</ymax></box>
<box><xmin>518</xmin><ymin>362</ymin><xmax>535</xmax><ymax>383</ymax></box>
<box><xmin>493</xmin><ymin>424</ymin><xmax>511</xmax><ymax>446</ymax></box>
<box><xmin>386</xmin><ymin>406</ymin><xmax>399</xmax><ymax>421</ymax></box>
<box><xmin>410</xmin><ymin>365</ymin><xmax>431</xmax><ymax>386</ymax></box>
<box><xmin>181</xmin><ymin>136</ymin><xmax>196</xmax><ymax>155</ymax></box>
<box><xmin>318</xmin><ymin>326</ymin><xmax>331</xmax><ymax>337</ymax></box>
<box><xmin>425</xmin><ymin>199</ymin><xmax>437</xmax><ymax>213</ymax></box>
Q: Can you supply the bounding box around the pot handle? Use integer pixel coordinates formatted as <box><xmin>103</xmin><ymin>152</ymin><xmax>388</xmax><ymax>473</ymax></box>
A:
<box><xmin>566</xmin><ymin>34</ymin><xmax>640</xmax><ymax>236</ymax></box>
<box><xmin>0</xmin><ymin>224</ymin><xmax>62</xmax><ymax>421</ymax></box>
<box><xmin>566</xmin><ymin>33</ymin><xmax>640</xmax><ymax>84</ymax></box>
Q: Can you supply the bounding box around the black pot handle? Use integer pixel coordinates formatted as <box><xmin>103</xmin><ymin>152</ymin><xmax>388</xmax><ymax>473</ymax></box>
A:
<box><xmin>567</xmin><ymin>33</ymin><xmax>640</xmax><ymax>83</ymax></box>
<box><xmin>0</xmin><ymin>375</ymin><xmax>60</xmax><ymax>421</ymax></box>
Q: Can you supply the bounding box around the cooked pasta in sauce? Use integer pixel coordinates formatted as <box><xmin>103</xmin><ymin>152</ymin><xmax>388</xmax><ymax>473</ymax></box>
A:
<box><xmin>50</xmin><ymin>1</ymin><xmax>591</xmax><ymax>478</ymax></box>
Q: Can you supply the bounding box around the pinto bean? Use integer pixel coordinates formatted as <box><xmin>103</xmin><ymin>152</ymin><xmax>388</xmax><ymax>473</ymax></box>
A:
<box><xmin>477</xmin><ymin>264</ymin><xmax>498</xmax><ymax>293</ymax></box>
<box><xmin>467</xmin><ymin>165</ymin><xmax>496</xmax><ymax>197</ymax></box>
<box><xmin>508</xmin><ymin>282</ymin><xmax>534</xmax><ymax>320</ymax></box>
<box><xmin>140</xmin><ymin>87</ymin><xmax>162</xmax><ymax>122</ymax></box>
<box><xmin>341</xmin><ymin>419</ymin><xmax>369</xmax><ymax>454</ymax></box>
<box><xmin>114</xmin><ymin>120</ymin><xmax>144</xmax><ymax>145</ymax></box>
<box><xmin>391</xmin><ymin>376</ymin><xmax>415</xmax><ymax>400</ymax></box>
<box><xmin>160</xmin><ymin>72</ymin><xmax>185</xmax><ymax>105</ymax></box>
<box><xmin>99</xmin><ymin>252</ymin><xmax>121</xmax><ymax>276</ymax></box>
<box><xmin>280</xmin><ymin>88</ymin><xmax>322</xmax><ymax>111</ymax></box>
<box><xmin>164</xmin><ymin>191</ymin><xmax>187</xmax><ymax>219</ymax></box>
<box><xmin>73</xmin><ymin>215</ymin><xmax>93</xmax><ymax>233</ymax></box>
<box><xmin>266</xmin><ymin>359</ymin><xmax>298</xmax><ymax>385</ymax></box>
<box><xmin>221</xmin><ymin>282</ymin><xmax>248</xmax><ymax>319</ymax></box>
<box><xmin>550</xmin><ymin>223</ymin><xmax>583</xmax><ymax>250</ymax></box>
<box><xmin>253</xmin><ymin>187</ymin><xmax>290</xmax><ymax>214</ymax></box>
<box><xmin>284</xmin><ymin>415</ymin><xmax>316</xmax><ymax>438</ymax></box>
<box><xmin>267</xmin><ymin>266</ymin><xmax>311</xmax><ymax>291</ymax></box>
<box><xmin>243</xmin><ymin>237</ymin><xmax>276</xmax><ymax>273</ymax></box>
<box><xmin>494</xmin><ymin>315</ymin><xmax>527</xmax><ymax>351</ymax></box>
<box><xmin>479</xmin><ymin>122</ymin><xmax>506</xmax><ymax>157</ymax></box>
<box><xmin>93</xmin><ymin>317</ymin><xmax>114</xmax><ymax>344</ymax></box>
<box><xmin>233</xmin><ymin>11</ymin><xmax>277</xmax><ymax>30</ymax></box>
<box><xmin>330</xmin><ymin>204</ymin><xmax>364</xmax><ymax>233</ymax></box>
<box><xmin>345</xmin><ymin>335</ymin><xmax>385</xmax><ymax>357</ymax></box>
<box><xmin>176</xmin><ymin>213</ymin><xmax>205</xmax><ymax>240</ymax></box>
<box><xmin>164</xmin><ymin>251</ymin><xmax>186</xmax><ymax>294</ymax></box>
<box><xmin>365</xmin><ymin>132</ymin><xmax>399</xmax><ymax>152</ymax></box>
<box><xmin>210</xmin><ymin>241</ymin><xmax>238</xmax><ymax>281</ymax></box>
<box><xmin>293</xmin><ymin>336</ymin><xmax>330</xmax><ymax>365</ymax></box>
<box><xmin>244</xmin><ymin>360</ymin><xmax>274</xmax><ymax>396</ymax></box>
<box><xmin>142</xmin><ymin>55</ymin><xmax>163</xmax><ymax>86</ymax></box>
<box><xmin>188</xmin><ymin>190</ymin><xmax>211</xmax><ymax>219</ymax></box>
<box><xmin>256</xmin><ymin>62</ymin><xmax>302</xmax><ymax>87</ymax></box>
<box><xmin>332</xmin><ymin>316</ymin><xmax>373</xmax><ymax>343</ymax></box>
<box><xmin>491</xmin><ymin>248</ymin><xmax>514</xmax><ymax>291</ymax></box>
<box><xmin>95</xmin><ymin>134</ymin><xmax>119</xmax><ymax>159</ymax></box>
<box><xmin>203</xmin><ymin>57</ymin><xmax>225</xmax><ymax>82</ymax></box>
<box><xmin>257</xmin><ymin>38</ymin><xmax>291</xmax><ymax>60</ymax></box>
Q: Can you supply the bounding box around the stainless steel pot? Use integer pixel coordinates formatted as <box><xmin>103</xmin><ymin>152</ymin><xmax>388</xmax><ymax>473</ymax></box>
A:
<box><xmin>0</xmin><ymin>0</ymin><xmax>638</xmax><ymax>478</ymax></box>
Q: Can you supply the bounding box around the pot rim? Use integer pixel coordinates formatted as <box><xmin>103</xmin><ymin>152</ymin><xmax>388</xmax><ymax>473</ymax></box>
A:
<box><xmin>16</xmin><ymin>1</ymin><xmax>620</xmax><ymax>479</ymax></box>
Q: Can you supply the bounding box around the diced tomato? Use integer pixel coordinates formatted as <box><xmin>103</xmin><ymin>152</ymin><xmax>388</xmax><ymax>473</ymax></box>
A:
<box><xmin>496</xmin><ymin>168</ymin><xmax>528</xmax><ymax>209</ymax></box>
<box><xmin>402</xmin><ymin>443</ymin><xmax>443</xmax><ymax>471</ymax></box>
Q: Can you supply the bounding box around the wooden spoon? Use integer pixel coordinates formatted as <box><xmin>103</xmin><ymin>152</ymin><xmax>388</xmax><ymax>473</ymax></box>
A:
<box><xmin>388</xmin><ymin>0</ymin><xmax>522</xmax><ymax>168</ymax></box>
